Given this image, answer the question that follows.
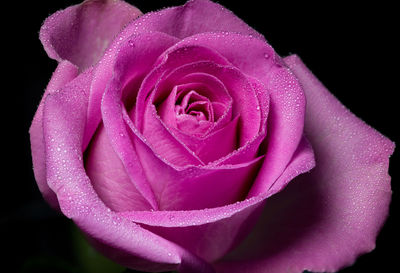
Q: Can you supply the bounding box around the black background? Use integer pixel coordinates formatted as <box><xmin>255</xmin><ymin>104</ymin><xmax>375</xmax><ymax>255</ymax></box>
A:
<box><xmin>4</xmin><ymin>0</ymin><xmax>398</xmax><ymax>272</ymax></box>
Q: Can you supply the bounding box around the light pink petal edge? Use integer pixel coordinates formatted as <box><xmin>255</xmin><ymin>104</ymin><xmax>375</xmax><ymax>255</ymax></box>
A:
<box><xmin>39</xmin><ymin>0</ymin><xmax>141</xmax><ymax>70</ymax></box>
<box><xmin>129</xmin><ymin>0</ymin><xmax>264</xmax><ymax>40</ymax></box>
<box><xmin>30</xmin><ymin>60</ymin><xmax>78</xmax><ymax>209</ymax></box>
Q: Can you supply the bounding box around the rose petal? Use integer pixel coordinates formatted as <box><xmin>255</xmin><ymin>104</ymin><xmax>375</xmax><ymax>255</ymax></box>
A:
<box><xmin>123</xmin><ymin>105</ymin><xmax>263</xmax><ymax>210</ymax></box>
<box><xmin>135</xmin><ymin>45</ymin><xmax>231</xmax><ymax>128</ymax></box>
<box><xmin>214</xmin><ymin>55</ymin><xmax>394</xmax><ymax>273</ymax></box>
<box><xmin>154</xmin><ymin>71</ymin><xmax>234</xmax><ymax>136</ymax></box>
<box><xmin>85</xmin><ymin>123</ymin><xmax>153</xmax><ymax>212</ymax></box>
<box><xmin>139</xmin><ymin>103</ymin><xmax>206</xmax><ymax>167</ymax></box>
<box><xmin>156</xmin><ymin>81</ymin><xmax>229</xmax><ymax>133</ymax></box>
<box><xmin>175</xmin><ymin>75</ymin><xmax>232</xmax><ymax>106</ymax></box>
<box><xmin>87</xmin><ymin>31</ymin><xmax>180</xmax><ymax>210</ymax></box>
<box><xmin>85</xmin><ymin>30</ymin><xmax>179</xmax><ymax>151</ymax></box>
<box><xmin>176</xmin><ymin>113</ymin><xmax>213</xmax><ymax>135</ymax></box>
<box><xmin>210</xmin><ymin>76</ymin><xmax>270</xmax><ymax>167</ymax></box>
<box><xmin>157</xmin><ymin>85</ymin><xmax>179</xmax><ymax>128</ymax></box>
<box><xmin>120</xmin><ymin>196</ymin><xmax>266</xmax><ymax>263</ymax></box>
<box><xmin>122</xmin><ymin>38</ymin><xmax>263</xmax><ymax>168</ymax></box>
<box><xmin>167</xmin><ymin>32</ymin><xmax>277</xmax><ymax>81</ymax></box>
<box><xmin>138</xmin><ymin>72</ymin><xmax>239</xmax><ymax>164</ymax></box>
<box><xmin>118</xmin><ymin>132</ymin><xmax>314</xmax><ymax>262</ymax></box>
<box><xmin>30</xmin><ymin>60</ymin><xmax>78</xmax><ymax>210</ymax></box>
<box><xmin>155</xmin><ymin>80</ymin><xmax>236</xmax><ymax>164</ymax></box>
<box><xmin>172</xmin><ymin>116</ymin><xmax>240</xmax><ymax>164</ymax></box>
<box><xmin>42</xmin><ymin>70</ymin><xmax>214</xmax><ymax>273</ymax></box>
<box><xmin>143</xmin><ymin>61</ymin><xmax>262</xmax><ymax>148</ymax></box>
<box><xmin>127</xmin><ymin>0</ymin><xmax>263</xmax><ymax>40</ymax></box>
<box><xmin>155</xmin><ymin>33</ymin><xmax>279</xmax><ymax>167</ymax></box>
<box><xmin>248</xmin><ymin>65</ymin><xmax>306</xmax><ymax>197</ymax></box>
<box><xmin>101</xmin><ymin>76</ymin><xmax>159</xmax><ymax>210</ymax></box>
<box><xmin>39</xmin><ymin>0</ymin><xmax>141</xmax><ymax>70</ymax></box>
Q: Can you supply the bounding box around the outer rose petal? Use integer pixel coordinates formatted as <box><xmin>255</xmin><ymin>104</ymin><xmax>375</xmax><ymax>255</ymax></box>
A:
<box><xmin>248</xmin><ymin>65</ymin><xmax>306</xmax><ymax>197</ymax></box>
<box><xmin>30</xmin><ymin>60</ymin><xmax>78</xmax><ymax>209</ymax></box>
<box><xmin>119</xmin><ymin>136</ymin><xmax>314</xmax><ymax>262</ymax></box>
<box><xmin>41</xmin><ymin>70</ymin><xmax>214</xmax><ymax>273</ymax></box>
<box><xmin>214</xmin><ymin>55</ymin><xmax>394</xmax><ymax>273</ymax></box>
<box><xmin>85</xmin><ymin>30</ymin><xmax>179</xmax><ymax>152</ymax></box>
<box><xmin>128</xmin><ymin>0</ymin><xmax>263</xmax><ymax>40</ymax></box>
<box><xmin>40</xmin><ymin>0</ymin><xmax>141</xmax><ymax>70</ymax></box>
<box><xmin>98</xmin><ymin>31</ymin><xmax>180</xmax><ymax>210</ymax></box>
<box><xmin>167</xmin><ymin>32</ymin><xmax>276</xmax><ymax>82</ymax></box>
<box><xmin>85</xmin><ymin>123</ymin><xmax>153</xmax><ymax>212</ymax></box>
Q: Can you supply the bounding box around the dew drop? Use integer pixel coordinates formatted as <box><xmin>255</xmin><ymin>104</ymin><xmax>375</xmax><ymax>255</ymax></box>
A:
<box><xmin>128</xmin><ymin>40</ymin><xmax>135</xmax><ymax>47</ymax></box>
<box><xmin>264</xmin><ymin>53</ymin><xmax>269</xmax><ymax>59</ymax></box>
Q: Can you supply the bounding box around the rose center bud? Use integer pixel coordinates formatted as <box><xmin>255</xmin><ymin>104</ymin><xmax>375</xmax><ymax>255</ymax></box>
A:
<box><xmin>157</xmin><ymin>84</ymin><xmax>223</xmax><ymax>136</ymax></box>
<box><xmin>174</xmin><ymin>89</ymin><xmax>214</xmax><ymax>134</ymax></box>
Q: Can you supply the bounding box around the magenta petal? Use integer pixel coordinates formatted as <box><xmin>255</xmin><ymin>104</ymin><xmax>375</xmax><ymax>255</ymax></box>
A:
<box><xmin>174</xmin><ymin>116</ymin><xmax>240</xmax><ymax>164</ymax></box>
<box><xmin>141</xmin><ymin>104</ymin><xmax>205</xmax><ymax>167</ymax></box>
<box><xmin>86</xmin><ymin>31</ymin><xmax>179</xmax><ymax>151</ymax></box>
<box><xmin>101</xmin><ymin>77</ymin><xmax>159</xmax><ymax>210</ymax></box>
<box><xmin>135</xmin><ymin>45</ymin><xmax>230</xmax><ymax>128</ymax></box>
<box><xmin>248</xmin><ymin>65</ymin><xmax>306</xmax><ymax>197</ymax></box>
<box><xmin>215</xmin><ymin>55</ymin><xmax>394</xmax><ymax>273</ymax></box>
<box><xmin>129</xmin><ymin>0</ymin><xmax>263</xmax><ymax>40</ymax></box>
<box><xmin>40</xmin><ymin>0</ymin><xmax>141</xmax><ymax>70</ymax></box>
<box><xmin>157</xmin><ymin>85</ymin><xmax>179</xmax><ymax>127</ymax></box>
<box><xmin>30</xmin><ymin>60</ymin><xmax>78</xmax><ymax>209</ymax></box>
<box><xmin>167</xmin><ymin>32</ymin><xmax>277</xmax><ymax>81</ymax></box>
<box><xmin>88</xmin><ymin>30</ymin><xmax>179</xmax><ymax>173</ymax></box>
<box><xmin>85</xmin><ymin>123</ymin><xmax>153</xmax><ymax>212</ymax></box>
<box><xmin>148</xmin><ymin>61</ymin><xmax>262</xmax><ymax>146</ymax></box>
<box><xmin>41</xmin><ymin>70</ymin><xmax>214</xmax><ymax>273</ymax></box>
<box><xmin>119</xmin><ymin>196</ymin><xmax>266</xmax><ymax>263</ymax></box>
<box><xmin>118</xmin><ymin>133</ymin><xmax>314</xmax><ymax>262</ymax></box>
<box><xmin>156</xmin><ymin>81</ymin><xmax>236</xmax><ymax>163</ymax></box>
<box><xmin>175</xmin><ymin>74</ymin><xmax>233</xmax><ymax>111</ymax></box>
<box><xmin>122</xmin><ymin>107</ymin><xmax>263</xmax><ymax>211</ymax></box>
<box><xmin>131</xmin><ymin>52</ymin><xmax>262</xmax><ymax>167</ymax></box>
<box><xmin>155</xmin><ymin>73</ymin><xmax>234</xmax><ymax>133</ymax></box>
<box><xmin>214</xmin><ymin>77</ymin><xmax>269</xmax><ymax>166</ymax></box>
<box><xmin>176</xmin><ymin>114</ymin><xmax>212</xmax><ymax>135</ymax></box>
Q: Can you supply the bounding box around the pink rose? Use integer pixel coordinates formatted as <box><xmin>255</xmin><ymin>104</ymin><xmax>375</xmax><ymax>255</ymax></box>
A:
<box><xmin>30</xmin><ymin>0</ymin><xmax>394</xmax><ymax>272</ymax></box>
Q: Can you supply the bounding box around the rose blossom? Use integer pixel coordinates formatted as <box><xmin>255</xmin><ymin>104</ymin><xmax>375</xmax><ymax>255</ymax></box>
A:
<box><xmin>30</xmin><ymin>0</ymin><xmax>394</xmax><ymax>272</ymax></box>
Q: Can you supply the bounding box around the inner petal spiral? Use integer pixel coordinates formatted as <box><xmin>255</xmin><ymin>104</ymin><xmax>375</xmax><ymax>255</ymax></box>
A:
<box><xmin>175</xmin><ymin>89</ymin><xmax>213</xmax><ymax>134</ymax></box>
<box><xmin>176</xmin><ymin>89</ymin><xmax>213</xmax><ymax>121</ymax></box>
<box><xmin>157</xmin><ymin>83</ymin><xmax>222</xmax><ymax>136</ymax></box>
